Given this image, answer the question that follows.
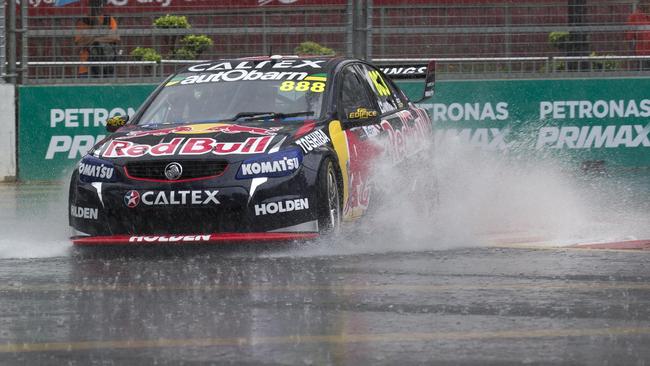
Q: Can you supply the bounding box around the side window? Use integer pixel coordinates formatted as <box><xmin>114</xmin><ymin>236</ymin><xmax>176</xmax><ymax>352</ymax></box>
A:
<box><xmin>385</xmin><ymin>76</ymin><xmax>409</xmax><ymax>105</ymax></box>
<box><xmin>339</xmin><ymin>65</ymin><xmax>374</xmax><ymax>112</ymax></box>
<box><xmin>357</xmin><ymin>64</ymin><xmax>405</xmax><ymax>114</ymax></box>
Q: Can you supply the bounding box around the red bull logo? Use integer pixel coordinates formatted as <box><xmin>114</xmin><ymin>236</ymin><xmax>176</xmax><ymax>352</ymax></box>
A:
<box><xmin>102</xmin><ymin>136</ymin><xmax>273</xmax><ymax>158</ymax></box>
<box><xmin>119</xmin><ymin>123</ymin><xmax>282</xmax><ymax>140</ymax></box>
<box><xmin>206</xmin><ymin>124</ymin><xmax>281</xmax><ymax>136</ymax></box>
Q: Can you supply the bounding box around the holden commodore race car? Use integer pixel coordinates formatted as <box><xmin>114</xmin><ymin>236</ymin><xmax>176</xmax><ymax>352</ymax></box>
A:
<box><xmin>69</xmin><ymin>55</ymin><xmax>435</xmax><ymax>245</ymax></box>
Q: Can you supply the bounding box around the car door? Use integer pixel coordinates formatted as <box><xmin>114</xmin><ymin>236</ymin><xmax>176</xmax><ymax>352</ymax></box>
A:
<box><xmin>330</xmin><ymin>62</ymin><xmax>432</xmax><ymax>220</ymax></box>
<box><xmin>329</xmin><ymin>63</ymin><xmax>383</xmax><ymax>220</ymax></box>
<box><xmin>355</xmin><ymin>62</ymin><xmax>431</xmax><ymax>163</ymax></box>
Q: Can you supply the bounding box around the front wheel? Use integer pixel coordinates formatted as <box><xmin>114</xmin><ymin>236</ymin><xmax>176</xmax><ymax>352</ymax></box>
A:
<box><xmin>317</xmin><ymin>158</ymin><xmax>341</xmax><ymax>235</ymax></box>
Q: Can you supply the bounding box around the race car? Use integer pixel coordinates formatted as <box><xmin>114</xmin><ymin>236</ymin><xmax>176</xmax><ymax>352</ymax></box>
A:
<box><xmin>69</xmin><ymin>55</ymin><xmax>435</xmax><ymax>245</ymax></box>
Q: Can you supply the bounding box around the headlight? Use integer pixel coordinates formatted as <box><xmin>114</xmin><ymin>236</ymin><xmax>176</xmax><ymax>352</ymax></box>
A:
<box><xmin>77</xmin><ymin>156</ymin><xmax>118</xmax><ymax>183</ymax></box>
<box><xmin>236</xmin><ymin>147</ymin><xmax>303</xmax><ymax>179</ymax></box>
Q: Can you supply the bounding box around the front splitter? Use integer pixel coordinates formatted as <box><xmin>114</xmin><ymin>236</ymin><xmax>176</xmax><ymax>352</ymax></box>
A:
<box><xmin>72</xmin><ymin>232</ymin><xmax>319</xmax><ymax>246</ymax></box>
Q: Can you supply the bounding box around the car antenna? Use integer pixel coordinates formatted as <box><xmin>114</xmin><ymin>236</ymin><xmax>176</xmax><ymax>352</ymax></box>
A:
<box><xmin>268</xmin><ymin>47</ymin><xmax>282</xmax><ymax>65</ymax></box>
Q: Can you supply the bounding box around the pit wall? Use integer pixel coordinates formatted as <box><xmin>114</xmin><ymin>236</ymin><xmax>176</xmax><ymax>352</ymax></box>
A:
<box><xmin>0</xmin><ymin>85</ymin><xmax>16</xmax><ymax>181</ymax></box>
<box><xmin>18</xmin><ymin>78</ymin><xmax>650</xmax><ymax>181</ymax></box>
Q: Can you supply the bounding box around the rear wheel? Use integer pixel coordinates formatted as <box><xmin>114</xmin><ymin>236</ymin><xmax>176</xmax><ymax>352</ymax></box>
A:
<box><xmin>317</xmin><ymin>159</ymin><xmax>341</xmax><ymax>235</ymax></box>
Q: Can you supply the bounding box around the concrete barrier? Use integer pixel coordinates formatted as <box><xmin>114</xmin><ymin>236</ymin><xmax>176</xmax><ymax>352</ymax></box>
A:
<box><xmin>0</xmin><ymin>84</ymin><xmax>15</xmax><ymax>181</ymax></box>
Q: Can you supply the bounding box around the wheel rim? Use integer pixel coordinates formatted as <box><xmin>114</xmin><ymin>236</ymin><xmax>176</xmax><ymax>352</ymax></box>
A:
<box><xmin>326</xmin><ymin>164</ymin><xmax>341</xmax><ymax>234</ymax></box>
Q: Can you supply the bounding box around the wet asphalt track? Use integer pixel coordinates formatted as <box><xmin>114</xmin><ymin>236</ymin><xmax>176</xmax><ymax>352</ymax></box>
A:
<box><xmin>1</xmin><ymin>183</ymin><xmax>650</xmax><ymax>365</ymax></box>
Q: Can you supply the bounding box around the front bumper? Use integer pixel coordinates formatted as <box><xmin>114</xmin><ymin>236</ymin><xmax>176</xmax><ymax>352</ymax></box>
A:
<box><xmin>69</xmin><ymin>162</ymin><xmax>320</xmax><ymax>236</ymax></box>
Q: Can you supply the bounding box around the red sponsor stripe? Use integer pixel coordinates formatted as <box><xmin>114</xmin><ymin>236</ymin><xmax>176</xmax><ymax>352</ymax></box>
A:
<box><xmin>571</xmin><ymin>239</ymin><xmax>650</xmax><ymax>250</ymax></box>
<box><xmin>72</xmin><ymin>232</ymin><xmax>319</xmax><ymax>246</ymax></box>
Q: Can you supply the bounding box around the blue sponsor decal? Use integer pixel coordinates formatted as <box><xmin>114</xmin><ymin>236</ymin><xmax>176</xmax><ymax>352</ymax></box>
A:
<box><xmin>78</xmin><ymin>156</ymin><xmax>117</xmax><ymax>183</ymax></box>
<box><xmin>236</xmin><ymin>148</ymin><xmax>302</xmax><ymax>179</ymax></box>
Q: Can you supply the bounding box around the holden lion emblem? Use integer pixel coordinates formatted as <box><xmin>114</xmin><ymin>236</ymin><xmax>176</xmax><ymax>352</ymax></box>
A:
<box><xmin>124</xmin><ymin>190</ymin><xmax>140</xmax><ymax>208</ymax></box>
<box><xmin>164</xmin><ymin>162</ymin><xmax>183</xmax><ymax>181</ymax></box>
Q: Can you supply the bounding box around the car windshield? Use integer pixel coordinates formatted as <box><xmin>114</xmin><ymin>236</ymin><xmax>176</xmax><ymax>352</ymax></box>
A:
<box><xmin>137</xmin><ymin>74</ymin><xmax>326</xmax><ymax>126</ymax></box>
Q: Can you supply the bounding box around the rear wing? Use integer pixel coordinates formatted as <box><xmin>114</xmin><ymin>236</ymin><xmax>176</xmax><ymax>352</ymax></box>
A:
<box><xmin>374</xmin><ymin>60</ymin><xmax>436</xmax><ymax>103</ymax></box>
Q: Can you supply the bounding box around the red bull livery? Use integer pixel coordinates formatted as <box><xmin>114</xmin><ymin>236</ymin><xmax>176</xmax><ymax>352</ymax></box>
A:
<box><xmin>68</xmin><ymin>56</ymin><xmax>435</xmax><ymax>245</ymax></box>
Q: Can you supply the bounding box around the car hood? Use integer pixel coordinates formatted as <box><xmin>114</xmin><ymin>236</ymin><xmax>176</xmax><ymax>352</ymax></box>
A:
<box><xmin>92</xmin><ymin>121</ymin><xmax>315</xmax><ymax>164</ymax></box>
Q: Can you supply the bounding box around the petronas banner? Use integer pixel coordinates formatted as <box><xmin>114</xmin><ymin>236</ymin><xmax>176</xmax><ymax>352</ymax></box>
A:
<box><xmin>18</xmin><ymin>78</ymin><xmax>650</xmax><ymax>181</ymax></box>
<box><xmin>401</xmin><ymin>78</ymin><xmax>650</xmax><ymax>168</ymax></box>
<box><xmin>18</xmin><ymin>84</ymin><xmax>153</xmax><ymax>181</ymax></box>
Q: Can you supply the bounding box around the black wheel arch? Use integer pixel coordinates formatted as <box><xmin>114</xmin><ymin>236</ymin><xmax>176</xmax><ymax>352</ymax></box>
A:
<box><xmin>316</xmin><ymin>148</ymin><xmax>344</xmax><ymax>209</ymax></box>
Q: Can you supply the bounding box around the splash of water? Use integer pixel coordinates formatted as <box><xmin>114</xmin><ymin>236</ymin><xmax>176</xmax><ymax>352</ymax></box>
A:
<box><xmin>0</xmin><ymin>183</ymin><xmax>72</xmax><ymax>259</ymax></box>
<box><xmin>293</xmin><ymin>137</ymin><xmax>650</xmax><ymax>257</ymax></box>
<box><xmin>3</xmin><ymin>138</ymin><xmax>650</xmax><ymax>259</ymax></box>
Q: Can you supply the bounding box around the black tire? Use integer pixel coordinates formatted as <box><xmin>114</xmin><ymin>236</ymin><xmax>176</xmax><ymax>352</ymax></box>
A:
<box><xmin>317</xmin><ymin>158</ymin><xmax>342</xmax><ymax>235</ymax></box>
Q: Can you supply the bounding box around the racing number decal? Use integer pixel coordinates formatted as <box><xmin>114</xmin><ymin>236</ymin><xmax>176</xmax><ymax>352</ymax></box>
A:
<box><xmin>279</xmin><ymin>74</ymin><xmax>327</xmax><ymax>93</ymax></box>
<box><xmin>279</xmin><ymin>81</ymin><xmax>325</xmax><ymax>93</ymax></box>
<box><xmin>368</xmin><ymin>70</ymin><xmax>391</xmax><ymax>96</ymax></box>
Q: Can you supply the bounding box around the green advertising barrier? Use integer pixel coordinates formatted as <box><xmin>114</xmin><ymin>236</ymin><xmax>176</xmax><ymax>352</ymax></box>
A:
<box><xmin>18</xmin><ymin>78</ymin><xmax>650</xmax><ymax>181</ymax></box>
<box><xmin>401</xmin><ymin>78</ymin><xmax>650</xmax><ymax>168</ymax></box>
<box><xmin>19</xmin><ymin>84</ymin><xmax>156</xmax><ymax>181</ymax></box>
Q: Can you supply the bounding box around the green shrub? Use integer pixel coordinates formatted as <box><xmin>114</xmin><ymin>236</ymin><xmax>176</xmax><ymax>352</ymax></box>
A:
<box><xmin>590</xmin><ymin>52</ymin><xmax>622</xmax><ymax>71</ymax></box>
<box><xmin>172</xmin><ymin>47</ymin><xmax>197</xmax><ymax>60</ymax></box>
<box><xmin>130</xmin><ymin>47</ymin><xmax>162</xmax><ymax>63</ymax></box>
<box><xmin>150</xmin><ymin>15</ymin><xmax>214</xmax><ymax>60</ymax></box>
<box><xmin>153</xmin><ymin>15</ymin><xmax>190</xmax><ymax>29</ymax></box>
<box><xmin>294</xmin><ymin>41</ymin><xmax>335</xmax><ymax>56</ymax></box>
<box><xmin>548</xmin><ymin>31</ymin><xmax>569</xmax><ymax>50</ymax></box>
<box><xmin>180</xmin><ymin>35</ymin><xmax>213</xmax><ymax>57</ymax></box>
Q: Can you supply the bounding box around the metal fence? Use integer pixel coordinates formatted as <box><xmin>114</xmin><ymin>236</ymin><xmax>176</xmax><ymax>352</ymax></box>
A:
<box><xmin>5</xmin><ymin>0</ymin><xmax>650</xmax><ymax>83</ymax></box>
<box><xmin>0</xmin><ymin>0</ymin><xmax>4</xmax><ymax>82</ymax></box>
<box><xmin>369</xmin><ymin>1</ymin><xmax>636</xmax><ymax>59</ymax></box>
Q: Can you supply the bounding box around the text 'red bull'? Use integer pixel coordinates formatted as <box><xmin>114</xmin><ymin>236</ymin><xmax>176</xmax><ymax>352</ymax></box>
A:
<box><xmin>380</xmin><ymin>109</ymin><xmax>431</xmax><ymax>162</ymax></box>
<box><xmin>101</xmin><ymin>136</ymin><xmax>273</xmax><ymax>158</ymax></box>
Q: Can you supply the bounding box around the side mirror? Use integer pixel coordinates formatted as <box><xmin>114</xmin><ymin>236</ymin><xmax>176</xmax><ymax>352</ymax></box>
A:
<box><xmin>106</xmin><ymin>114</ymin><xmax>129</xmax><ymax>133</ymax></box>
<box><xmin>414</xmin><ymin>60</ymin><xmax>436</xmax><ymax>103</ymax></box>
<box><xmin>344</xmin><ymin>106</ymin><xmax>379</xmax><ymax>121</ymax></box>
